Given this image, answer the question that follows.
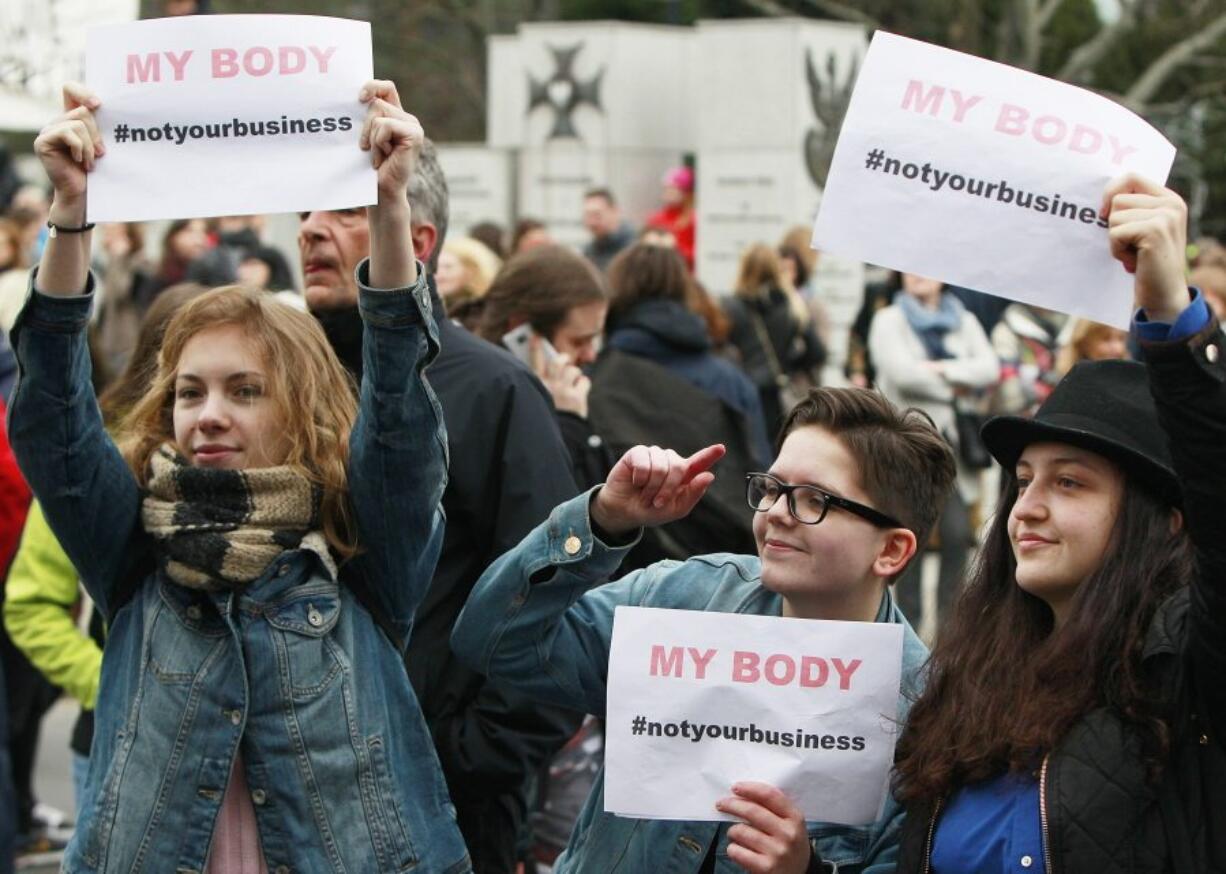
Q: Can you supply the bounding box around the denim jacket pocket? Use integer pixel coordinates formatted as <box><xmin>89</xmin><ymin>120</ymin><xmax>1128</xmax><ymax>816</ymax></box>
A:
<box><xmin>362</xmin><ymin>734</ymin><xmax>419</xmax><ymax>872</ymax></box>
<box><xmin>265</xmin><ymin>584</ymin><xmax>344</xmax><ymax>701</ymax></box>
<box><xmin>151</xmin><ymin>581</ymin><xmax>228</xmax><ymax>684</ymax></box>
<box><xmin>809</xmin><ymin>824</ymin><xmax>868</xmax><ymax>872</ymax></box>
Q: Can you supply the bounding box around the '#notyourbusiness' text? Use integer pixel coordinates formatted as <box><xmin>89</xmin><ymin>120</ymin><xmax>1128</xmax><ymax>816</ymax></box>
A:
<box><xmin>112</xmin><ymin>115</ymin><xmax>354</xmax><ymax>146</ymax></box>
<box><xmin>862</xmin><ymin>147</ymin><xmax>1108</xmax><ymax>229</ymax></box>
<box><xmin>630</xmin><ymin>715</ymin><xmax>866</xmax><ymax>751</ymax></box>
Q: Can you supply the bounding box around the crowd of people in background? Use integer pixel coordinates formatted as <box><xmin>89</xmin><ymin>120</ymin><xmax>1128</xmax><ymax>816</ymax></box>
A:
<box><xmin>0</xmin><ymin>90</ymin><xmax>1224</xmax><ymax>872</ymax></box>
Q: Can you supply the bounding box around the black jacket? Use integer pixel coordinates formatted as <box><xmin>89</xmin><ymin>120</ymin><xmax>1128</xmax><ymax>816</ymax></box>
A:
<box><xmin>606</xmin><ymin>299</ymin><xmax>772</xmax><ymax>465</ymax></box>
<box><xmin>896</xmin><ymin>319</ymin><xmax>1226</xmax><ymax>873</ymax></box>
<box><xmin>317</xmin><ymin>279</ymin><xmax>584</xmax><ymax>873</ymax></box>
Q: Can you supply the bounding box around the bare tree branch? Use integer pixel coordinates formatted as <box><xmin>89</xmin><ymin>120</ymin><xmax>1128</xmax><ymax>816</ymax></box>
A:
<box><xmin>1125</xmin><ymin>11</ymin><xmax>1226</xmax><ymax>106</ymax></box>
<box><xmin>1037</xmin><ymin>0</ymin><xmax>1068</xmax><ymax>30</ymax></box>
<box><xmin>738</xmin><ymin>0</ymin><xmax>794</xmax><ymax>16</ymax></box>
<box><xmin>797</xmin><ymin>0</ymin><xmax>881</xmax><ymax>29</ymax></box>
<box><xmin>1055</xmin><ymin>0</ymin><xmax>1137</xmax><ymax>83</ymax></box>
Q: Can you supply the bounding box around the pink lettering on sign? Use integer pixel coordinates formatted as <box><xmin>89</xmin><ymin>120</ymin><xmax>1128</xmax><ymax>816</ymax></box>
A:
<box><xmin>900</xmin><ymin>80</ymin><xmax>984</xmax><ymax>122</ymax></box>
<box><xmin>730</xmin><ymin>651</ymin><xmax>863</xmax><ymax>690</ymax></box>
<box><xmin>279</xmin><ymin>46</ymin><xmax>306</xmax><ymax>74</ymax></box>
<box><xmin>993</xmin><ymin>103</ymin><xmax>1139</xmax><ymax>165</ymax></box>
<box><xmin>210</xmin><ymin>46</ymin><xmax>337</xmax><ymax>79</ymax></box>
<box><xmin>649</xmin><ymin>645</ymin><xmax>718</xmax><ymax>679</ymax></box>
<box><xmin>125</xmin><ymin>50</ymin><xmax>194</xmax><ymax>84</ymax></box>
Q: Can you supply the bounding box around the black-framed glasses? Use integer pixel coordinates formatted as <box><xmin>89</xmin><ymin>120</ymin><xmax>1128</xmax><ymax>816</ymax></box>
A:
<box><xmin>745</xmin><ymin>472</ymin><xmax>904</xmax><ymax>529</ymax></box>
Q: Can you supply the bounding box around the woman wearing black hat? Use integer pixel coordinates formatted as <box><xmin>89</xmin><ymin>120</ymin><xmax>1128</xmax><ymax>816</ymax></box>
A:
<box><xmin>891</xmin><ymin>174</ymin><xmax>1225</xmax><ymax>873</ymax></box>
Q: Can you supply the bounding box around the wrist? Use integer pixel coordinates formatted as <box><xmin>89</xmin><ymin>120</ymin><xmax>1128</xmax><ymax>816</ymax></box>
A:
<box><xmin>49</xmin><ymin>196</ymin><xmax>88</xmax><ymax>228</ymax></box>
<box><xmin>370</xmin><ymin>191</ymin><xmax>411</xmax><ymax>220</ymax></box>
<box><xmin>589</xmin><ymin>488</ymin><xmax>636</xmax><ymax>542</ymax></box>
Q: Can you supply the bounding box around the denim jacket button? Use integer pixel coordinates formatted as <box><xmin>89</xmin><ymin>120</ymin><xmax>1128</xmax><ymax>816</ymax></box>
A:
<box><xmin>564</xmin><ymin>535</ymin><xmax>582</xmax><ymax>556</ymax></box>
<box><xmin>251</xmin><ymin>788</ymin><xmax>267</xmax><ymax>805</ymax></box>
<box><xmin>186</xmin><ymin>604</ymin><xmax>202</xmax><ymax>620</ymax></box>
<box><xmin>307</xmin><ymin>607</ymin><xmax>324</xmax><ymax>627</ymax></box>
<box><xmin>277</xmin><ymin>564</ymin><xmax>291</xmax><ymax>577</ymax></box>
<box><xmin>1207</xmin><ymin>343</ymin><xmax>1219</xmax><ymax>364</ymax></box>
<box><xmin>275</xmin><ymin>866</ymin><xmax>290</xmax><ymax>874</ymax></box>
<box><xmin>229</xmin><ymin>710</ymin><xmax>242</xmax><ymax>725</ymax></box>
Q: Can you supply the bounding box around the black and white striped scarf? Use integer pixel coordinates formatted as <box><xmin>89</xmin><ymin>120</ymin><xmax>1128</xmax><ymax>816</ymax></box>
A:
<box><xmin>142</xmin><ymin>445</ymin><xmax>336</xmax><ymax>590</ymax></box>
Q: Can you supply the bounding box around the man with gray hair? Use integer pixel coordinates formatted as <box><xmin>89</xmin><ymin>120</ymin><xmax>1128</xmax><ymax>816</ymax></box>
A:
<box><xmin>299</xmin><ymin>137</ymin><xmax>583</xmax><ymax>872</ymax></box>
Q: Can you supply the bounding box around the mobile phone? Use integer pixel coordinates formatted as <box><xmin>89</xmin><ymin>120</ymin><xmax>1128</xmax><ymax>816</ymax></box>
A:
<box><xmin>501</xmin><ymin>324</ymin><xmax>559</xmax><ymax>366</ymax></box>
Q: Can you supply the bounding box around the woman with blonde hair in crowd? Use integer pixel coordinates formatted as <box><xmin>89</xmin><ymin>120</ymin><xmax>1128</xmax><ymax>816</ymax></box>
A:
<box><xmin>723</xmin><ymin>242</ymin><xmax>826</xmax><ymax>434</ymax></box>
<box><xmin>14</xmin><ymin>79</ymin><xmax>470</xmax><ymax>873</ymax></box>
<box><xmin>1055</xmin><ymin>319</ymin><xmax>1131</xmax><ymax>373</ymax></box>
<box><xmin>434</xmin><ymin>235</ymin><xmax>501</xmax><ymax>330</ymax></box>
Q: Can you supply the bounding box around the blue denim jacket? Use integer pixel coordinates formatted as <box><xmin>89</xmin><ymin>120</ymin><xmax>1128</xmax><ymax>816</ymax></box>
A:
<box><xmin>7</xmin><ymin>262</ymin><xmax>471</xmax><ymax>874</ymax></box>
<box><xmin>452</xmin><ymin>491</ymin><xmax>928</xmax><ymax>874</ymax></box>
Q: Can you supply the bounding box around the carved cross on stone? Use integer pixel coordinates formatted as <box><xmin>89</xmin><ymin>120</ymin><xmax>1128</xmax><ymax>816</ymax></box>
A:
<box><xmin>528</xmin><ymin>43</ymin><xmax>605</xmax><ymax>140</ymax></box>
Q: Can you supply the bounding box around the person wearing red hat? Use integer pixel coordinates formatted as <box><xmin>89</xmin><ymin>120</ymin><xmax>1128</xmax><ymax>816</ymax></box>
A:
<box><xmin>647</xmin><ymin>165</ymin><xmax>696</xmax><ymax>271</ymax></box>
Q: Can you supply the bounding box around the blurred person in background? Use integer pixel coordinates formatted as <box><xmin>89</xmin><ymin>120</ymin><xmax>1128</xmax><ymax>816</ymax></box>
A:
<box><xmin>723</xmin><ymin>243</ymin><xmax>827</xmax><ymax>435</ymax></box>
<box><xmin>580</xmin><ymin>188</ymin><xmax>635</xmax><ymax>272</ymax></box>
<box><xmin>1056</xmin><ymin>319</ymin><xmax>1131</xmax><ymax>373</ymax></box>
<box><xmin>646</xmin><ymin>166</ymin><xmax>695</xmax><ymax>270</ymax></box>
<box><xmin>990</xmin><ymin>303</ymin><xmax>1072</xmax><ymax>417</ymax></box>
<box><xmin>512</xmin><ymin>218</ymin><xmax>552</xmax><ymax>255</ymax></box>
<box><xmin>435</xmin><ymin>235</ymin><xmax>502</xmax><ymax>331</ymax></box>
<box><xmin>469</xmin><ymin>221</ymin><xmax>507</xmax><ymax>260</ymax></box>
<box><xmin>0</xmin><ymin>220</ymin><xmax>23</xmax><ymax>274</ymax></box>
<box><xmin>189</xmin><ymin>215</ymin><xmax>295</xmax><ymax>291</ymax></box>
<box><xmin>778</xmin><ymin>225</ymin><xmax>833</xmax><ymax>351</ymax></box>
<box><xmin>150</xmin><ymin>218</ymin><xmax>209</xmax><ymax>295</ymax></box>
<box><xmin>869</xmin><ymin>273</ymin><xmax>999</xmax><ymax>631</ymax></box>
<box><xmin>92</xmin><ymin>222</ymin><xmax>157</xmax><ymax>376</ymax></box>
<box><xmin>5</xmin><ymin>186</ymin><xmax>51</xmax><ymax>265</ymax></box>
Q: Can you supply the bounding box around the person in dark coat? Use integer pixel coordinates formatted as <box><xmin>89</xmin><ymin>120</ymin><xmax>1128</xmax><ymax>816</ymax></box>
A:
<box><xmin>892</xmin><ymin>176</ymin><xmax>1226</xmax><ymax>873</ymax></box>
<box><xmin>604</xmin><ymin>243</ymin><xmax>771</xmax><ymax>466</ymax></box>
<box><xmin>299</xmin><ymin>138</ymin><xmax>582</xmax><ymax>873</ymax></box>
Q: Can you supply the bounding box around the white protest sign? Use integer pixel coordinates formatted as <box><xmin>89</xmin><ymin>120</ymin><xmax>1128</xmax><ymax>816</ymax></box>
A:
<box><xmin>812</xmin><ymin>31</ymin><xmax>1176</xmax><ymax>328</ymax></box>
<box><xmin>85</xmin><ymin>15</ymin><xmax>375</xmax><ymax>222</ymax></box>
<box><xmin>605</xmin><ymin>606</ymin><xmax>903</xmax><ymax>825</ymax></box>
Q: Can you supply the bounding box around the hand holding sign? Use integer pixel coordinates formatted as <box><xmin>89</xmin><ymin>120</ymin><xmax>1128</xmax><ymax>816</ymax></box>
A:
<box><xmin>1103</xmin><ymin>174</ymin><xmax>1189</xmax><ymax>323</ymax></box>
<box><xmin>34</xmin><ymin>84</ymin><xmax>105</xmax><ymax>218</ymax></box>
<box><xmin>591</xmin><ymin>444</ymin><xmax>726</xmax><ymax>537</ymax></box>
<box><xmin>718</xmin><ymin>782</ymin><xmax>812</xmax><ymax>874</ymax></box>
<box><xmin>358</xmin><ymin>80</ymin><xmax>422</xmax><ymax>200</ymax></box>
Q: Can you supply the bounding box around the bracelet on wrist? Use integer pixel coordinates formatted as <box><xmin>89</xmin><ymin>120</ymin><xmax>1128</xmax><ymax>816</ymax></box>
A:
<box><xmin>47</xmin><ymin>219</ymin><xmax>96</xmax><ymax>238</ymax></box>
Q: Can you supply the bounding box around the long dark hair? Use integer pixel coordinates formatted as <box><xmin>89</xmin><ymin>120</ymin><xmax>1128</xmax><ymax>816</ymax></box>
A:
<box><xmin>894</xmin><ymin>469</ymin><xmax>1194</xmax><ymax>804</ymax></box>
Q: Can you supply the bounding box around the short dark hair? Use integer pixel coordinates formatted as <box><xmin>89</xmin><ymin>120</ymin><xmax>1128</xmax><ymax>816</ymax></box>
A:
<box><xmin>777</xmin><ymin>388</ymin><xmax>956</xmax><ymax>550</ymax></box>
<box><xmin>583</xmin><ymin>187</ymin><xmax>616</xmax><ymax>207</ymax></box>
<box><xmin>407</xmin><ymin>138</ymin><xmax>449</xmax><ymax>274</ymax></box>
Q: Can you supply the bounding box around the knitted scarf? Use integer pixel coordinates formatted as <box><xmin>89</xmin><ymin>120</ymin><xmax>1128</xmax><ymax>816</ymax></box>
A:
<box><xmin>142</xmin><ymin>445</ymin><xmax>337</xmax><ymax>590</ymax></box>
<box><xmin>895</xmin><ymin>290</ymin><xmax>963</xmax><ymax>361</ymax></box>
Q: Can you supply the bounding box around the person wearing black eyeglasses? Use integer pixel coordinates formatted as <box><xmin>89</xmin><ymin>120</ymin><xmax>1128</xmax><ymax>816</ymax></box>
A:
<box><xmin>453</xmin><ymin>387</ymin><xmax>957</xmax><ymax>874</ymax></box>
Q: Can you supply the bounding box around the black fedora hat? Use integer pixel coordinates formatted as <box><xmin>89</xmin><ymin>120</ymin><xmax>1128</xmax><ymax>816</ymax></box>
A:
<box><xmin>981</xmin><ymin>359</ymin><xmax>1181</xmax><ymax>505</ymax></box>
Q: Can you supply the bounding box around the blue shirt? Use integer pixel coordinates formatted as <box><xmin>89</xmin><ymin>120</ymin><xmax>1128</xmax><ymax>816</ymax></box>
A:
<box><xmin>931</xmin><ymin>773</ymin><xmax>1045</xmax><ymax>874</ymax></box>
